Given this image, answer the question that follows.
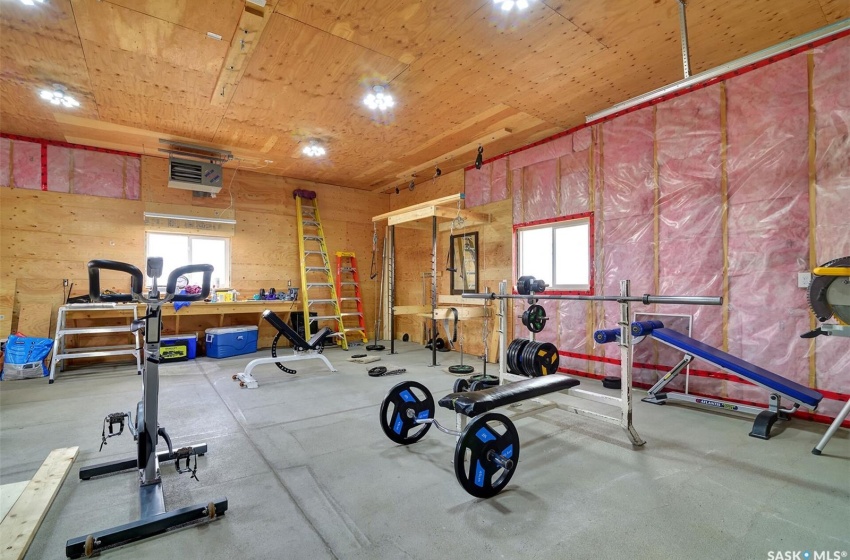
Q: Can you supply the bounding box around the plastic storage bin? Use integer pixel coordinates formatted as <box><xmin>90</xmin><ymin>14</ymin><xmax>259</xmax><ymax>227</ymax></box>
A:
<box><xmin>161</xmin><ymin>334</ymin><xmax>198</xmax><ymax>360</ymax></box>
<box><xmin>205</xmin><ymin>326</ymin><xmax>258</xmax><ymax>359</ymax></box>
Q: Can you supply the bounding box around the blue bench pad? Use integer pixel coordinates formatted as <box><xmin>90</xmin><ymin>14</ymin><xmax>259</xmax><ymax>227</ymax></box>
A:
<box><xmin>650</xmin><ymin>328</ymin><xmax>823</xmax><ymax>408</ymax></box>
<box><xmin>439</xmin><ymin>375</ymin><xmax>581</xmax><ymax>417</ymax></box>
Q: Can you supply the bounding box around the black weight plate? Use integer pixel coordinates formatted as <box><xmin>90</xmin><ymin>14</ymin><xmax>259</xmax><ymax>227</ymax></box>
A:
<box><xmin>448</xmin><ymin>364</ymin><xmax>475</xmax><ymax>374</ymax></box>
<box><xmin>453</xmin><ymin>378</ymin><xmax>470</xmax><ymax>393</ymax></box>
<box><xmin>454</xmin><ymin>412</ymin><xmax>520</xmax><ymax>499</ymax></box>
<box><xmin>532</xmin><ymin>342</ymin><xmax>560</xmax><ymax>376</ymax></box>
<box><xmin>379</xmin><ymin>381</ymin><xmax>435</xmax><ymax>445</ymax></box>
<box><xmin>507</xmin><ymin>338</ymin><xmax>525</xmax><ymax>376</ymax></box>
<box><xmin>521</xmin><ymin>339</ymin><xmax>540</xmax><ymax>377</ymax></box>
<box><xmin>516</xmin><ymin>276</ymin><xmax>534</xmax><ymax>295</ymax></box>
<box><xmin>522</xmin><ymin>304</ymin><xmax>548</xmax><ymax>333</ymax></box>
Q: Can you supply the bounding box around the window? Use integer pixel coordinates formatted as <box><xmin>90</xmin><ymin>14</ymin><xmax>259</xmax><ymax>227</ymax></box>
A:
<box><xmin>515</xmin><ymin>213</ymin><xmax>593</xmax><ymax>293</ymax></box>
<box><xmin>145</xmin><ymin>233</ymin><xmax>230</xmax><ymax>288</ymax></box>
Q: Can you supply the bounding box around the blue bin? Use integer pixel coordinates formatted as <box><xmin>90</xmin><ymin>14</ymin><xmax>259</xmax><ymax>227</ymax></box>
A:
<box><xmin>161</xmin><ymin>334</ymin><xmax>198</xmax><ymax>360</ymax></box>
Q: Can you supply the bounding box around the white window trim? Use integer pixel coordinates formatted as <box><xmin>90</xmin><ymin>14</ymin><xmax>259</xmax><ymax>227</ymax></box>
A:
<box><xmin>516</xmin><ymin>216</ymin><xmax>592</xmax><ymax>293</ymax></box>
<box><xmin>144</xmin><ymin>232</ymin><xmax>231</xmax><ymax>288</ymax></box>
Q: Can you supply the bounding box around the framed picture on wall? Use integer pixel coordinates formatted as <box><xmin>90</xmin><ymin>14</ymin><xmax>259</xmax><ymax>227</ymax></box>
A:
<box><xmin>450</xmin><ymin>231</ymin><xmax>478</xmax><ymax>295</ymax></box>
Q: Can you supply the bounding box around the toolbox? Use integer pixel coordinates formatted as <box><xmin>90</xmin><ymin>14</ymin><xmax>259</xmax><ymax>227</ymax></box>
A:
<box><xmin>161</xmin><ymin>334</ymin><xmax>198</xmax><ymax>362</ymax></box>
<box><xmin>204</xmin><ymin>326</ymin><xmax>258</xmax><ymax>359</ymax></box>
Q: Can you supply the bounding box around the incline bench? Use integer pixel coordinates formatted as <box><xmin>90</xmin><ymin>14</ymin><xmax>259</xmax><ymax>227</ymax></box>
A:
<box><xmin>628</xmin><ymin>321</ymin><xmax>824</xmax><ymax>439</ymax></box>
<box><xmin>379</xmin><ymin>375</ymin><xmax>581</xmax><ymax>498</ymax></box>
<box><xmin>233</xmin><ymin>310</ymin><xmax>337</xmax><ymax>389</ymax></box>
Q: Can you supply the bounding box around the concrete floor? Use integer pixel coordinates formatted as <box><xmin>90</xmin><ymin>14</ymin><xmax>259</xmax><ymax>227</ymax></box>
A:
<box><xmin>1</xmin><ymin>342</ymin><xmax>848</xmax><ymax>560</ymax></box>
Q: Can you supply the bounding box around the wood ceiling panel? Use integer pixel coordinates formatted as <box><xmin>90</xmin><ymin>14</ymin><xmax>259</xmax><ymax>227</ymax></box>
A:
<box><xmin>817</xmin><ymin>0</ymin><xmax>850</xmax><ymax>22</ymax></box>
<box><xmin>276</xmin><ymin>0</ymin><xmax>488</xmax><ymax>64</ymax></box>
<box><xmin>685</xmin><ymin>0</ymin><xmax>833</xmax><ymax>73</ymax></box>
<box><xmin>71</xmin><ymin>0</ymin><xmax>228</xmax><ymax>74</ymax></box>
<box><xmin>545</xmin><ymin>0</ymin><xmax>679</xmax><ymax>50</ymax></box>
<box><xmin>104</xmin><ymin>0</ymin><xmax>244</xmax><ymax>38</ymax></box>
<box><xmin>0</xmin><ymin>0</ymin><xmax>93</xmax><ymax>99</ymax></box>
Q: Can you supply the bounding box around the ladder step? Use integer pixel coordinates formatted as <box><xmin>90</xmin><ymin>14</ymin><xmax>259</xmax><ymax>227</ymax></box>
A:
<box><xmin>304</xmin><ymin>250</ymin><xmax>324</xmax><ymax>255</ymax></box>
<box><xmin>340</xmin><ymin>267</ymin><xmax>355</xmax><ymax>272</ymax></box>
<box><xmin>340</xmin><ymin>312</ymin><xmax>363</xmax><ymax>317</ymax></box>
<box><xmin>305</xmin><ymin>267</ymin><xmax>329</xmax><ymax>272</ymax></box>
<box><xmin>303</xmin><ymin>221</ymin><xmax>319</xmax><ymax>226</ymax></box>
<box><xmin>311</xmin><ymin>315</ymin><xmax>342</xmax><ymax>321</ymax></box>
<box><xmin>344</xmin><ymin>328</ymin><xmax>367</xmax><ymax>333</ymax></box>
<box><xmin>307</xmin><ymin>283</ymin><xmax>333</xmax><ymax>287</ymax></box>
<box><xmin>339</xmin><ymin>297</ymin><xmax>361</xmax><ymax>302</ymax></box>
<box><xmin>309</xmin><ymin>299</ymin><xmax>336</xmax><ymax>304</ymax></box>
<box><xmin>303</xmin><ymin>236</ymin><xmax>323</xmax><ymax>241</ymax></box>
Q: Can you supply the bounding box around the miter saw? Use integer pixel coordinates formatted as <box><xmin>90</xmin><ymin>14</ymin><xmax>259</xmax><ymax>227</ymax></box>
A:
<box><xmin>801</xmin><ymin>256</ymin><xmax>850</xmax><ymax>338</ymax></box>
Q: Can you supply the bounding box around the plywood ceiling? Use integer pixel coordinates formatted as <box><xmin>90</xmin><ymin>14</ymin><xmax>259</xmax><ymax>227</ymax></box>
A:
<box><xmin>0</xmin><ymin>0</ymin><xmax>846</xmax><ymax>191</ymax></box>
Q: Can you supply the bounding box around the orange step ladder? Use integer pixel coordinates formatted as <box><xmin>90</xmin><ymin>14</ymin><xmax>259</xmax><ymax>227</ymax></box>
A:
<box><xmin>335</xmin><ymin>252</ymin><xmax>368</xmax><ymax>346</ymax></box>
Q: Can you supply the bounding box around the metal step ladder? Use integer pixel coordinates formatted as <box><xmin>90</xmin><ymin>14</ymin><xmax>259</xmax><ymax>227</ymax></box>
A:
<box><xmin>294</xmin><ymin>190</ymin><xmax>349</xmax><ymax>349</ymax></box>
<box><xmin>335</xmin><ymin>252</ymin><xmax>369</xmax><ymax>345</ymax></box>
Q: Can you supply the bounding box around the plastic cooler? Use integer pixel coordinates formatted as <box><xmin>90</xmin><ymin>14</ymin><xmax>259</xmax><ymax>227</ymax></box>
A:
<box><xmin>161</xmin><ymin>334</ymin><xmax>198</xmax><ymax>363</ymax></box>
<box><xmin>205</xmin><ymin>326</ymin><xmax>258</xmax><ymax>359</ymax></box>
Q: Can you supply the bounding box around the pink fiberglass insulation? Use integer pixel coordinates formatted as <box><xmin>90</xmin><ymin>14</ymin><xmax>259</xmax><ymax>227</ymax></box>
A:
<box><xmin>72</xmin><ymin>150</ymin><xmax>126</xmax><ymax>198</ymax></box>
<box><xmin>490</xmin><ymin>158</ymin><xmax>508</xmax><ymax>204</ymax></box>
<box><xmin>634</xmin><ymin>314</ymin><xmax>693</xmax><ymax>391</ymax></box>
<box><xmin>11</xmin><ymin>140</ymin><xmax>41</xmax><ymax>190</ymax></box>
<box><xmin>465</xmin><ymin>162</ymin><xmax>491</xmax><ymax>208</ymax></box>
<box><xmin>512</xmin><ymin>168</ymin><xmax>523</xmax><ymax>224</ymax></box>
<box><xmin>522</xmin><ymin>159</ymin><xmax>558</xmax><ymax>223</ymax></box>
<box><xmin>508</xmin><ymin>134</ymin><xmax>572</xmax><ymax>171</ymax></box>
<box><xmin>726</xmin><ymin>53</ymin><xmax>811</xmax><ymax>404</ymax></box>
<box><xmin>557</xmin><ymin>300</ymin><xmax>593</xmax><ymax>375</ymax></box>
<box><xmin>598</xmin><ymin>107</ymin><xmax>656</xmax><ymax>375</ymax></box>
<box><xmin>652</xmin><ymin>85</ymin><xmax>724</xmax><ymax>395</ymax></box>
<box><xmin>559</xmin><ymin>149</ymin><xmax>590</xmax><ymax>216</ymax></box>
<box><xmin>125</xmin><ymin>156</ymin><xmax>141</xmax><ymax>200</ymax></box>
<box><xmin>573</xmin><ymin>127</ymin><xmax>592</xmax><ymax>152</ymax></box>
<box><xmin>47</xmin><ymin>146</ymin><xmax>72</xmax><ymax>193</ymax></box>
<box><xmin>813</xmin><ymin>35</ymin><xmax>850</xmax><ymax>407</ymax></box>
<box><xmin>0</xmin><ymin>138</ymin><xmax>10</xmax><ymax>187</ymax></box>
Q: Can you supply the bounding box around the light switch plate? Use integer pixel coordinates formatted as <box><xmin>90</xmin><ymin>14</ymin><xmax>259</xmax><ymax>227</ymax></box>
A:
<box><xmin>798</xmin><ymin>272</ymin><xmax>812</xmax><ymax>288</ymax></box>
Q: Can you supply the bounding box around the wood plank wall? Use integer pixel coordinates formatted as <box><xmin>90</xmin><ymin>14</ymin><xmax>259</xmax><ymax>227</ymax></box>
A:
<box><xmin>0</xmin><ymin>156</ymin><xmax>389</xmax><ymax>346</ymax></box>
<box><xmin>389</xmin><ymin>169</ymin><xmax>512</xmax><ymax>360</ymax></box>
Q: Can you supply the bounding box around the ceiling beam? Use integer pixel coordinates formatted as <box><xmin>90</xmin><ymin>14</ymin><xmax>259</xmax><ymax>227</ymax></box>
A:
<box><xmin>210</xmin><ymin>1</ymin><xmax>277</xmax><ymax>107</ymax></box>
<box><xmin>372</xmin><ymin>129</ymin><xmax>513</xmax><ymax>193</ymax></box>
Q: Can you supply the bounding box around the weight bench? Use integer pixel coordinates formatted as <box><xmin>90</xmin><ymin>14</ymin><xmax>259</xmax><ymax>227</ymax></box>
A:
<box><xmin>379</xmin><ymin>375</ymin><xmax>581</xmax><ymax>498</ymax></box>
<box><xmin>438</xmin><ymin>375</ymin><xmax>581</xmax><ymax>417</ymax></box>
<box><xmin>233</xmin><ymin>310</ymin><xmax>337</xmax><ymax>389</ymax></box>
<box><xmin>634</xmin><ymin>321</ymin><xmax>824</xmax><ymax>439</ymax></box>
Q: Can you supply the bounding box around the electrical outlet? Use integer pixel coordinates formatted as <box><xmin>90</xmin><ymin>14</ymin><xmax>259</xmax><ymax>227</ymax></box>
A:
<box><xmin>63</xmin><ymin>278</ymin><xmax>69</xmax><ymax>287</ymax></box>
<box><xmin>798</xmin><ymin>272</ymin><xmax>812</xmax><ymax>288</ymax></box>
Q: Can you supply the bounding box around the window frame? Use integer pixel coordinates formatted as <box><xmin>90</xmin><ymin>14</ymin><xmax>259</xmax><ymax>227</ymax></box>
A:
<box><xmin>144</xmin><ymin>232</ymin><xmax>231</xmax><ymax>288</ymax></box>
<box><xmin>513</xmin><ymin>212</ymin><xmax>595</xmax><ymax>295</ymax></box>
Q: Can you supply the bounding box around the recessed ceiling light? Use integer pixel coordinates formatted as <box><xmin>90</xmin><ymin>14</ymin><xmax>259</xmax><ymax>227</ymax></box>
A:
<box><xmin>494</xmin><ymin>0</ymin><xmax>530</xmax><ymax>11</ymax></box>
<box><xmin>363</xmin><ymin>85</ymin><xmax>395</xmax><ymax>111</ymax></box>
<box><xmin>39</xmin><ymin>85</ymin><xmax>80</xmax><ymax>108</ymax></box>
<box><xmin>302</xmin><ymin>141</ymin><xmax>326</xmax><ymax>158</ymax></box>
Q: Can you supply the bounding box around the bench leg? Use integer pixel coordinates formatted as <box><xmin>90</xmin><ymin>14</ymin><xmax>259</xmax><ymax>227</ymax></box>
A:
<box><xmin>813</xmin><ymin>398</ymin><xmax>850</xmax><ymax>455</ymax></box>
<box><xmin>749</xmin><ymin>410</ymin><xmax>779</xmax><ymax>440</ymax></box>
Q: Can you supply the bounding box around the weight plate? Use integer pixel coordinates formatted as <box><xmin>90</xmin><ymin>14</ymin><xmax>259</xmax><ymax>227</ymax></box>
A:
<box><xmin>507</xmin><ymin>338</ymin><xmax>530</xmax><ymax>376</ymax></box>
<box><xmin>522</xmin><ymin>304</ymin><xmax>548</xmax><ymax>333</ymax></box>
<box><xmin>516</xmin><ymin>276</ymin><xmax>535</xmax><ymax>295</ymax></box>
<box><xmin>379</xmin><ymin>381</ymin><xmax>435</xmax><ymax>445</ymax></box>
<box><xmin>522</xmin><ymin>339</ymin><xmax>541</xmax><ymax>377</ymax></box>
<box><xmin>532</xmin><ymin>342</ymin><xmax>560</xmax><ymax>376</ymax></box>
<box><xmin>453</xmin><ymin>412</ymin><xmax>520</xmax><ymax>498</ymax></box>
<box><xmin>448</xmin><ymin>364</ymin><xmax>475</xmax><ymax>374</ymax></box>
<box><xmin>453</xmin><ymin>378</ymin><xmax>470</xmax><ymax>393</ymax></box>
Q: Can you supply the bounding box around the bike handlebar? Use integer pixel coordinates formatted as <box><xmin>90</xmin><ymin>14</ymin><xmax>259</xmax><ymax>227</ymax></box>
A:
<box><xmin>87</xmin><ymin>260</ymin><xmax>214</xmax><ymax>303</ymax></box>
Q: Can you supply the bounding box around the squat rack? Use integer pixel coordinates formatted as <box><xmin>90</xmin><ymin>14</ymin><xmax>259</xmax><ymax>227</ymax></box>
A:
<box><xmin>372</xmin><ymin>194</ymin><xmax>490</xmax><ymax>366</ymax></box>
<box><xmin>463</xmin><ymin>280</ymin><xmax>722</xmax><ymax>445</ymax></box>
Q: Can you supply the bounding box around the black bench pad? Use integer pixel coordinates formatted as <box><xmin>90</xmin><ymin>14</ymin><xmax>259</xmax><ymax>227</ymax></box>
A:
<box><xmin>439</xmin><ymin>375</ymin><xmax>581</xmax><ymax>417</ymax></box>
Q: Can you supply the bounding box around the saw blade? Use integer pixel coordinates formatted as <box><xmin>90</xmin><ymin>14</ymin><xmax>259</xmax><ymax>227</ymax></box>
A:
<box><xmin>808</xmin><ymin>257</ymin><xmax>850</xmax><ymax>322</ymax></box>
<box><xmin>827</xmin><ymin>276</ymin><xmax>850</xmax><ymax>325</ymax></box>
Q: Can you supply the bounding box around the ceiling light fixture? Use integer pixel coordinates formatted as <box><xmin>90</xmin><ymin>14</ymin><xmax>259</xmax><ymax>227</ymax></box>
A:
<box><xmin>302</xmin><ymin>141</ymin><xmax>326</xmax><ymax>158</ymax></box>
<box><xmin>39</xmin><ymin>85</ymin><xmax>80</xmax><ymax>108</ymax></box>
<box><xmin>20</xmin><ymin>0</ymin><xmax>46</xmax><ymax>5</ymax></box>
<box><xmin>363</xmin><ymin>85</ymin><xmax>395</xmax><ymax>111</ymax></box>
<box><xmin>493</xmin><ymin>0</ymin><xmax>530</xmax><ymax>11</ymax></box>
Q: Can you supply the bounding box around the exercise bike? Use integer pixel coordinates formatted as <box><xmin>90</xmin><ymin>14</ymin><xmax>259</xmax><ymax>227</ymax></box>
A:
<box><xmin>65</xmin><ymin>258</ymin><xmax>228</xmax><ymax>558</ymax></box>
